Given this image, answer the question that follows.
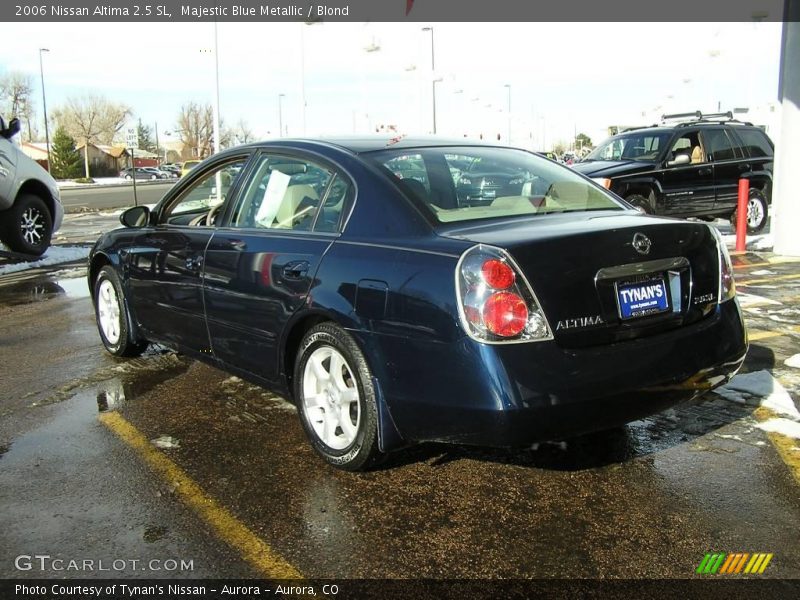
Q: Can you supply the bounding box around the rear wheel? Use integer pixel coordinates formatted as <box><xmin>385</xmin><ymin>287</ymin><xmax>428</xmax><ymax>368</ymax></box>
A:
<box><xmin>626</xmin><ymin>193</ymin><xmax>654</xmax><ymax>215</ymax></box>
<box><xmin>93</xmin><ymin>266</ymin><xmax>147</xmax><ymax>357</ymax></box>
<box><xmin>1</xmin><ymin>193</ymin><xmax>52</xmax><ymax>256</ymax></box>
<box><xmin>731</xmin><ymin>189</ymin><xmax>769</xmax><ymax>234</ymax></box>
<box><xmin>294</xmin><ymin>323</ymin><xmax>381</xmax><ymax>471</ymax></box>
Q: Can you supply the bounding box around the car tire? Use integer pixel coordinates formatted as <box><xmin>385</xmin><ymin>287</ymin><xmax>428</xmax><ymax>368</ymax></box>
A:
<box><xmin>294</xmin><ymin>322</ymin><xmax>382</xmax><ymax>471</ymax></box>
<box><xmin>626</xmin><ymin>193</ymin><xmax>654</xmax><ymax>215</ymax></box>
<box><xmin>93</xmin><ymin>266</ymin><xmax>148</xmax><ymax>357</ymax></box>
<box><xmin>0</xmin><ymin>193</ymin><xmax>52</xmax><ymax>256</ymax></box>
<box><xmin>732</xmin><ymin>190</ymin><xmax>769</xmax><ymax>235</ymax></box>
<box><xmin>125</xmin><ymin>175</ymin><xmax>132</xmax><ymax>180</ymax></box>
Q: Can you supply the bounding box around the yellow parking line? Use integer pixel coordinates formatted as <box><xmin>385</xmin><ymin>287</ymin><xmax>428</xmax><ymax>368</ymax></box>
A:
<box><xmin>98</xmin><ymin>411</ymin><xmax>303</xmax><ymax>579</ymax></box>
<box><xmin>738</xmin><ymin>273</ymin><xmax>800</xmax><ymax>287</ymax></box>
<box><xmin>754</xmin><ymin>407</ymin><xmax>800</xmax><ymax>487</ymax></box>
<box><xmin>748</xmin><ymin>325</ymin><xmax>800</xmax><ymax>342</ymax></box>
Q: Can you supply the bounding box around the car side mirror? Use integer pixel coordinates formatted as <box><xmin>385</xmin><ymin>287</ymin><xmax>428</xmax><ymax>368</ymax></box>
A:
<box><xmin>120</xmin><ymin>205</ymin><xmax>151</xmax><ymax>228</ymax></box>
<box><xmin>7</xmin><ymin>118</ymin><xmax>21</xmax><ymax>137</ymax></box>
<box><xmin>667</xmin><ymin>154</ymin><xmax>690</xmax><ymax>167</ymax></box>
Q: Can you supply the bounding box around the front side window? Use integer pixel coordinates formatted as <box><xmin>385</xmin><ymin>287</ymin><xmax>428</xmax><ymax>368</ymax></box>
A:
<box><xmin>585</xmin><ymin>132</ymin><xmax>671</xmax><ymax>162</ymax></box>
<box><xmin>669</xmin><ymin>131</ymin><xmax>706</xmax><ymax>164</ymax></box>
<box><xmin>163</xmin><ymin>157</ymin><xmax>248</xmax><ymax>223</ymax></box>
<box><xmin>367</xmin><ymin>146</ymin><xmax>624</xmax><ymax>224</ymax></box>
<box><xmin>230</xmin><ymin>154</ymin><xmax>351</xmax><ymax>233</ymax></box>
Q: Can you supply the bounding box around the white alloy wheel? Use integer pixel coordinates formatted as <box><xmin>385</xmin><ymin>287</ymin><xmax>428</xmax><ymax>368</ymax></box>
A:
<box><xmin>97</xmin><ymin>278</ymin><xmax>121</xmax><ymax>345</ymax></box>
<box><xmin>747</xmin><ymin>197</ymin><xmax>765</xmax><ymax>230</ymax></box>
<box><xmin>302</xmin><ymin>345</ymin><xmax>361</xmax><ymax>450</ymax></box>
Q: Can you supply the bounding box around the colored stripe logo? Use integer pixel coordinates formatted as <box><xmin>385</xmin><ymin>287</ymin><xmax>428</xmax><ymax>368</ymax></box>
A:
<box><xmin>696</xmin><ymin>552</ymin><xmax>774</xmax><ymax>575</ymax></box>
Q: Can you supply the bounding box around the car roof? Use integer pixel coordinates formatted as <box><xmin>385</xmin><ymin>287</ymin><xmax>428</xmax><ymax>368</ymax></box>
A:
<box><xmin>239</xmin><ymin>135</ymin><xmax>510</xmax><ymax>155</ymax></box>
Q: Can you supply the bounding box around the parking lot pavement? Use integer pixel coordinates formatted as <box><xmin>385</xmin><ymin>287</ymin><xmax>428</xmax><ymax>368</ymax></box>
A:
<box><xmin>0</xmin><ymin>250</ymin><xmax>799</xmax><ymax>581</ymax></box>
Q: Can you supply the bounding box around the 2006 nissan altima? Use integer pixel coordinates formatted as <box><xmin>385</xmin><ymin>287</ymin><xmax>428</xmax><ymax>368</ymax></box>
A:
<box><xmin>88</xmin><ymin>137</ymin><xmax>747</xmax><ymax>470</ymax></box>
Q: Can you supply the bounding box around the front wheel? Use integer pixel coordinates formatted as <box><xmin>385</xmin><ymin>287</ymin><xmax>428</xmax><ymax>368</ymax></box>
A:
<box><xmin>93</xmin><ymin>266</ymin><xmax>148</xmax><ymax>357</ymax></box>
<box><xmin>732</xmin><ymin>190</ymin><xmax>769</xmax><ymax>234</ymax></box>
<box><xmin>294</xmin><ymin>323</ymin><xmax>381</xmax><ymax>471</ymax></box>
<box><xmin>626</xmin><ymin>193</ymin><xmax>655</xmax><ymax>215</ymax></box>
<box><xmin>1</xmin><ymin>193</ymin><xmax>52</xmax><ymax>256</ymax></box>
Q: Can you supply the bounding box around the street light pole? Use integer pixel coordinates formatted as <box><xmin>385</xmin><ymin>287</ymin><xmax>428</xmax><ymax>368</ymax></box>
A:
<box><xmin>38</xmin><ymin>48</ymin><xmax>51</xmax><ymax>172</ymax></box>
<box><xmin>212</xmin><ymin>22</ymin><xmax>221</xmax><ymax>155</ymax></box>
<box><xmin>278</xmin><ymin>93</ymin><xmax>285</xmax><ymax>137</ymax></box>
<box><xmin>504</xmin><ymin>84</ymin><xmax>511</xmax><ymax>144</ymax></box>
<box><xmin>422</xmin><ymin>27</ymin><xmax>436</xmax><ymax>134</ymax></box>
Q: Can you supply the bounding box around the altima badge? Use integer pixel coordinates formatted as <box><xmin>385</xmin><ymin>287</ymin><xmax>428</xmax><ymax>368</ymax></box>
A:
<box><xmin>632</xmin><ymin>233</ymin><xmax>652</xmax><ymax>255</ymax></box>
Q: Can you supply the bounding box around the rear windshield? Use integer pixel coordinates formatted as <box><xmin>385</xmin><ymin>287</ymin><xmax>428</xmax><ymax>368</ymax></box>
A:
<box><xmin>366</xmin><ymin>146</ymin><xmax>623</xmax><ymax>224</ymax></box>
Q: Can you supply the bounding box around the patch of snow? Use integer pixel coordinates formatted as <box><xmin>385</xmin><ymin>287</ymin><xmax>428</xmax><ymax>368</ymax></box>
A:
<box><xmin>151</xmin><ymin>435</ymin><xmax>180</xmax><ymax>449</ymax></box>
<box><xmin>786</xmin><ymin>355</ymin><xmax>800</xmax><ymax>369</ymax></box>
<box><xmin>0</xmin><ymin>245</ymin><xmax>90</xmax><ymax>275</ymax></box>
<box><xmin>755</xmin><ymin>418</ymin><xmax>800</xmax><ymax>440</ymax></box>
<box><xmin>749</xmin><ymin>269</ymin><xmax>776</xmax><ymax>276</ymax></box>
<box><xmin>719</xmin><ymin>370</ymin><xmax>800</xmax><ymax>420</ymax></box>
<box><xmin>736</xmin><ymin>293</ymin><xmax>781</xmax><ymax>308</ymax></box>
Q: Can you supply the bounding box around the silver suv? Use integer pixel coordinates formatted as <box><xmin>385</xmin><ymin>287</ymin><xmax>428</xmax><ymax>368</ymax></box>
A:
<box><xmin>0</xmin><ymin>117</ymin><xmax>63</xmax><ymax>256</ymax></box>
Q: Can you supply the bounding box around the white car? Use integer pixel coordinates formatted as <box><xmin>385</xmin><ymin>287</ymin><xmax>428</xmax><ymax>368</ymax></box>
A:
<box><xmin>0</xmin><ymin>117</ymin><xmax>63</xmax><ymax>256</ymax></box>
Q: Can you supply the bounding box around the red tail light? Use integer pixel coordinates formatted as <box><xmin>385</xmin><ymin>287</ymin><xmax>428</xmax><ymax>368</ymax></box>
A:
<box><xmin>481</xmin><ymin>259</ymin><xmax>515</xmax><ymax>289</ymax></box>
<box><xmin>483</xmin><ymin>292</ymin><xmax>528</xmax><ymax>336</ymax></box>
<box><xmin>456</xmin><ymin>244</ymin><xmax>553</xmax><ymax>343</ymax></box>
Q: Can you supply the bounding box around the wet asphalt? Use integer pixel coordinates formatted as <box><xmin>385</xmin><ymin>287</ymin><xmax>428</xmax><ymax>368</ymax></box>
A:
<box><xmin>1</xmin><ymin>251</ymin><xmax>799</xmax><ymax>580</ymax></box>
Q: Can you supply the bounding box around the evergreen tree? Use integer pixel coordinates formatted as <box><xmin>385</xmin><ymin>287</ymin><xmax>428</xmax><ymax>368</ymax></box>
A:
<box><xmin>137</xmin><ymin>119</ymin><xmax>157</xmax><ymax>153</ymax></box>
<box><xmin>49</xmin><ymin>126</ymin><xmax>82</xmax><ymax>179</ymax></box>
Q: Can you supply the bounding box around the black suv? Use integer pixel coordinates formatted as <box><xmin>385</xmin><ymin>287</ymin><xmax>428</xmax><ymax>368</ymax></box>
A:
<box><xmin>572</xmin><ymin>112</ymin><xmax>774</xmax><ymax>233</ymax></box>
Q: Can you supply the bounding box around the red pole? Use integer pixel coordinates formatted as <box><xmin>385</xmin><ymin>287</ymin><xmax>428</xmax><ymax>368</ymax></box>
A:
<box><xmin>735</xmin><ymin>178</ymin><xmax>749</xmax><ymax>252</ymax></box>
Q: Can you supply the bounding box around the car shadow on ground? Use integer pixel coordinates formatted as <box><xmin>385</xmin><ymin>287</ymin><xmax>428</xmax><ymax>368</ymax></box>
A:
<box><xmin>378</xmin><ymin>343</ymin><xmax>776</xmax><ymax>472</ymax></box>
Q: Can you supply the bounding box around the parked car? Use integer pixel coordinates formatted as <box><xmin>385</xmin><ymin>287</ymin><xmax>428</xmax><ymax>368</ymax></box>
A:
<box><xmin>120</xmin><ymin>167</ymin><xmax>163</xmax><ymax>181</ymax></box>
<box><xmin>454</xmin><ymin>156</ymin><xmax>537</xmax><ymax>206</ymax></box>
<box><xmin>159</xmin><ymin>164</ymin><xmax>181</xmax><ymax>177</ymax></box>
<box><xmin>181</xmin><ymin>159</ymin><xmax>202</xmax><ymax>177</ymax></box>
<box><xmin>88</xmin><ymin>137</ymin><xmax>747</xmax><ymax>470</ymax></box>
<box><xmin>573</xmin><ymin>112</ymin><xmax>774</xmax><ymax>233</ymax></box>
<box><xmin>0</xmin><ymin>116</ymin><xmax>63</xmax><ymax>255</ymax></box>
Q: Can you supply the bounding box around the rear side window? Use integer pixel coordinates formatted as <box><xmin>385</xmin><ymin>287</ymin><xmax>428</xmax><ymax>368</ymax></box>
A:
<box><xmin>367</xmin><ymin>146</ymin><xmax>623</xmax><ymax>224</ymax></box>
<box><xmin>736</xmin><ymin>129</ymin><xmax>774</xmax><ymax>158</ymax></box>
<box><xmin>704</xmin><ymin>129</ymin><xmax>739</xmax><ymax>161</ymax></box>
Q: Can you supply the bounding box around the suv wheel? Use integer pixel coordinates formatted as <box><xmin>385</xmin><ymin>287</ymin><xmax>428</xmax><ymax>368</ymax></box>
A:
<box><xmin>732</xmin><ymin>189</ymin><xmax>769</xmax><ymax>234</ymax></box>
<box><xmin>1</xmin><ymin>193</ymin><xmax>52</xmax><ymax>256</ymax></box>
<box><xmin>626</xmin><ymin>193</ymin><xmax>654</xmax><ymax>215</ymax></box>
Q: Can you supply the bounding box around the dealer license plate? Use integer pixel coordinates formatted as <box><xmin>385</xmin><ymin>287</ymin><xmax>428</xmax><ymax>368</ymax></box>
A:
<box><xmin>616</xmin><ymin>278</ymin><xmax>669</xmax><ymax>320</ymax></box>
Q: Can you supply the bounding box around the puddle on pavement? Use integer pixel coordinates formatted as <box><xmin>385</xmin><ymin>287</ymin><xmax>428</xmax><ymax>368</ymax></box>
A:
<box><xmin>0</xmin><ymin>268</ymin><xmax>89</xmax><ymax>307</ymax></box>
<box><xmin>33</xmin><ymin>348</ymin><xmax>191</xmax><ymax>409</ymax></box>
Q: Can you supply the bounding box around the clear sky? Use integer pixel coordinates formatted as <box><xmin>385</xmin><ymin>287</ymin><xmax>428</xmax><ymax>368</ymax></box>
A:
<box><xmin>0</xmin><ymin>21</ymin><xmax>784</xmax><ymax>150</ymax></box>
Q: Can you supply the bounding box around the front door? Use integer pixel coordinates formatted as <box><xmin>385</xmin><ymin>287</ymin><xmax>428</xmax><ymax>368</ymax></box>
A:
<box><xmin>126</xmin><ymin>154</ymin><xmax>251</xmax><ymax>352</ymax></box>
<box><xmin>203</xmin><ymin>151</ymin><xmax>354</xmax><ymax>381</ymax></box>
<box><xmin>659</xmin><ymin>129</ymin><xmax>715</xmax><ymax>216</ymax></box>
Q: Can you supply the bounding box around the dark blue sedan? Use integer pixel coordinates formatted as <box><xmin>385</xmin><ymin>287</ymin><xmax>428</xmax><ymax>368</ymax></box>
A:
<box><xmin>88</xmin><ymin>137</ymin><xmax>747</xmax><ymax>470</ymax></box>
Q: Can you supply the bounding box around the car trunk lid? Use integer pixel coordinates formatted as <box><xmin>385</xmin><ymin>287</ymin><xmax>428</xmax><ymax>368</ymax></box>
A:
<box><xmin>439</xmin><ymin>211</ymin><xmax>721</xmax><ymax>347</ymax></box>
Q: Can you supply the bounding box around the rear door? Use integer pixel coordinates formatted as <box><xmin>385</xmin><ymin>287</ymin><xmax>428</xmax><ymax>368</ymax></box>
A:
<box><xmin>203</xmin><ymin>151</ymin><xmax>354</xmax><ymax>382</ymax></box>
<box><xmin>704</xmin><ymin>127</ymin><xmax>747</xmax><ymax>215</ymax></box>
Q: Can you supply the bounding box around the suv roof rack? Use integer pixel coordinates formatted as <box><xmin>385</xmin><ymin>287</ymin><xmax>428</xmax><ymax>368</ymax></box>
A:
<box><xmin>660</xmin><ymin>111</ymin><xmax>753</xmax><ymax>127</ymax></box>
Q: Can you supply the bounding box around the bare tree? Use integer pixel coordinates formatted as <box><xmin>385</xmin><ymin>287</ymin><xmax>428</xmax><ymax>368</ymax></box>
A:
<box><xmin>232</xmin><ymin>119</ymin><xmax>255</xmax><ymax>145</ymax></box>
<box><xmin>0</xmin><ymin>72</ymin><xmax>36</xmax><ymax>141</ymax></box>
<box><xmin>176</xmin><ymin>102</ymin><xmax>238</xmax><ymax>159</ymax></box>
<box><xmin>52</xmin><ymin>94</ymin><xmax>131</xmax><ymax>178</ymax></box>
<box><xmin>176</xmin><ymin>101</ymin><xmax>214</xmax><ymax>159</ymax></box>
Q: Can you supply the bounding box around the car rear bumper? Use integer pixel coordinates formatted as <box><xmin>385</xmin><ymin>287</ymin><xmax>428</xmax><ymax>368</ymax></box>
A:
<box><xmin>375</xmin><ymin>299</ymin><xmax>747</xmax><ymax>447</ymax></box>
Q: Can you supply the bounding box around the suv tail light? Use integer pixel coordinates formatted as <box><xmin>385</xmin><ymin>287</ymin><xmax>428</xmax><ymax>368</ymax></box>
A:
<box><xmin>709</xmin><ymin>226</ymin><xmax>736</xmax><ymax>303</ymax></box>
<box><xmin>456</xmin><ymin>244</ymin><xmax>553</xmax><ymax>343</ymax></box>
